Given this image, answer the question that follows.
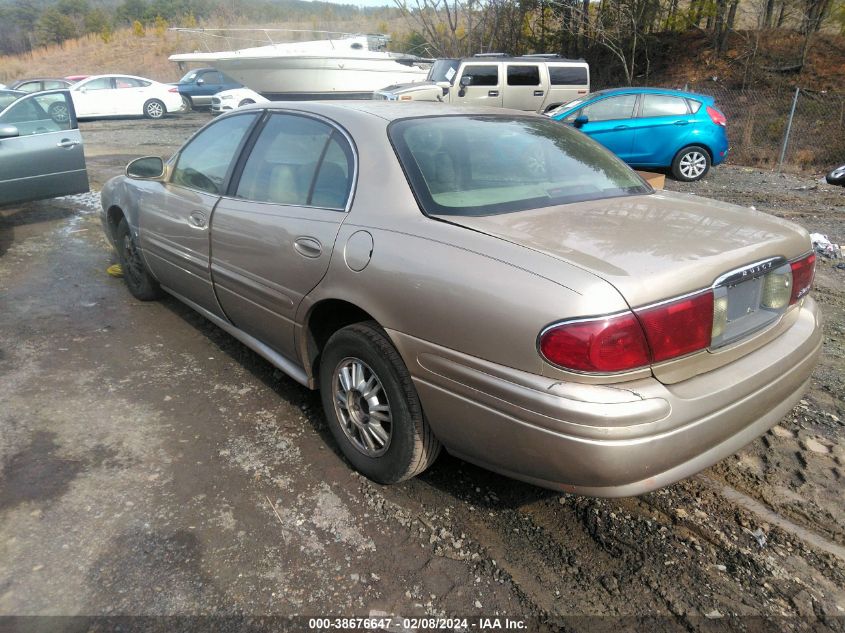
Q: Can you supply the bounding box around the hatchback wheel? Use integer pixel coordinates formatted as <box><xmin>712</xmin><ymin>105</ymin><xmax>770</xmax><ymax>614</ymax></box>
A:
<box><xmin>115</xmin><ymin>218</ymin><xmax>162</xmax><ymax>301</ymax></box>
<box><xmin>48</xmin><ymin>101</ymin><xmax>70</xmax><ymax>124</ymax></box>
<box><xmin>319</xmin><ymin>321</ymin><xmax>441</xmax><ymax>484</ymax></box>
<box><xmin>672</xmin><ymin>146</ymin><xmax>711</xmax><ymax>181</ymax></box>
<box><xmin>143</xmin><ymin>99</ymin><xmax>166</xmax><ymax>119</ymax></box>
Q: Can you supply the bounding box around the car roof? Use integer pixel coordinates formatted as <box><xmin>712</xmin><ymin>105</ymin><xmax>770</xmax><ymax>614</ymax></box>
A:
<box><xmin>583</xmin><ymin>86</ymin><xmax>709</xmax><ymax>99</ymax></box>
<box><xmin>80</xmin><ymin>74</ymin><xmax>156</xmax><ymax>82</ymax></box>
<box><xmin>239</xmin><ymin>100</ymin><xmax>541</xmax><ymax>122</ymax></box>
<box><xmin>10</xmin><ymin>78</ymin><xmax>69</xmax><ymax>84</ymax></box>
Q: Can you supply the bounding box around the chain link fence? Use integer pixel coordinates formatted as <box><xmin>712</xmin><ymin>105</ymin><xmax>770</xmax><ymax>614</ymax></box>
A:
<box><xmin>592</xmin><ymin>80</ymin><xmax>845</xmax><ymax>172</ymax></box>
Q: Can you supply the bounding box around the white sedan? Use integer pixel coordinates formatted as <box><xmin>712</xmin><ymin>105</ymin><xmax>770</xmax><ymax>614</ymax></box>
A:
<box><xmin>69</xmin><ymin>74</ymin><xmax>183</xmax><ymax>120</ymax></box>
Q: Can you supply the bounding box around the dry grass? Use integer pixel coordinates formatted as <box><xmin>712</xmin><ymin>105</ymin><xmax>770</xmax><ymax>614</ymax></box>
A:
<box><xmin>0</xmin><ymin>17</ymin><xmax>411</xmax><ymax>84</ymax></box>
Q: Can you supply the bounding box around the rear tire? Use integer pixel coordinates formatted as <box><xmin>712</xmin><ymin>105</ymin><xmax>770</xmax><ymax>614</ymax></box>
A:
<box><xmin>671</xmin><ymin>145</ymin><xmax>711</xmax><ymax>181</ymax></box>
<box><xmin>143</xmin><ymin>99</ymin><xmax>166</xmax><ymax>119</ymax></box>
<box><xmin>319</xmin><ymin>321</ymin><xmax>441</xmax><ymax>484</ymax></box>
<box><xmin>48</xmin><ymin>101</ymin><xmax>70</xmax><ymax>124</ymax></box>
<box><xmin>181</xmin><ymin>95</ymin><xmax>192</xmax><ymax>112</ymax></box>
<box><xmin>115</xmin><ymin>218</ymin><xmax>162</xmax><ymax>301</ymax></box>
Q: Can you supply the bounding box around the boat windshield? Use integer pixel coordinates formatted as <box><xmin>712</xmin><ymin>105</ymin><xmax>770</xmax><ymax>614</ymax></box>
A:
<box><xmin>427</xmin><ymin>59</ymin><xmax>460</xmax><ymax>84</ymax></box>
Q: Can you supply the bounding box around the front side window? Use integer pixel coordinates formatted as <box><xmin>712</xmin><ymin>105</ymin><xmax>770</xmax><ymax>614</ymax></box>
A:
<box><xmin>171</xmin><ymin>113</ymin><xmax>258</xmax><ymax>194</ymax></box>
<box><xmin>43</xmin><ymin>80</ymin><xmax>68</xmax><ymax>90</ymax></box>
<box><xmin>390</xmin><ymin>116</ymin><xmax>650</xmax><ymax>216</ymax></box>
<box><xmin>507</xmin><ymin>65</ymin><xmax>540</xmax><ymax>86</ymax></box>
<box><xmin>460</xmin><ymin>65</ymin><xmax>499</xmax><ymax>87</ymax></box>
<box><xmin>0</xmin><ymin>91</ymin><xmax>21</xmax><ymax>111</ymax></box>
<box><xmin>0</xmin><ymin>92</ymin><xmax>73</xmax><ymax>135</ymax></box>
<box><xmin>640</xmin><ymin>94</ymin><xmax>689</xmax><ymax>117</ymax></box>
<box><xmin>580</xmin><ymin>94</ymin><xmax>638</xmax><ymax>122</ymax></box>
<box><xmin>235</xmin><ymin>113</ymin><xmax>353</xmax><ymax>209</ymax></box>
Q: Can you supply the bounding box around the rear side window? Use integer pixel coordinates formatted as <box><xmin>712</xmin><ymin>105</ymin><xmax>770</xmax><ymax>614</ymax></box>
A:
<box><xmin>82</xmin><ymin>77</ymin><xmax>112</xmax><ymax>90</ymax></box>
<box><xmin>235</xmin><ymin>113</ymin><xmax>353</xmax><ymax>210</ymax></box>
<box><xmin>460</xmin><ymin>65</ymin><xmax>499</xmax><ymax>87</ymax></box>
<box><xmin>507</xmin><ymin>65</ymin><xmax>540</xmax><ymax>86</ymax></box>
<box><xmin>686</xmin><ymin>98</ymin><xmax>702</xmax><ymax>113</ymax></box>
<box><xmin>390</xmin><ymin>115</ymin><xmax>649</xmax><ymax>216</ymax></box>
<box><xmin>43</xmin><ymin>80</ymin><xmax>68</xmax><ymax>90</ymax></box>
<box><xmin>640</xmin><ymin>94</ymin><xmax>689</xmax><ymax>117</ymax></box>
<box><xmin>202</xmin><ymin>72</ymin><xmax>223</xmax><ymax>84</ymax></box>
<box><xmin>549</xmin><ymin>66</ymin><xmax>588</xmax><ymax>85</ymax></box>
<box><xmin>171</xmin><ymin>113</ymin><xmax>258</xmax><ymax>194</ymax></box>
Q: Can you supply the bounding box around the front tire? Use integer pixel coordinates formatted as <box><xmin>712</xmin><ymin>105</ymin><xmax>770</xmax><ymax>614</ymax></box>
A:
<box><xmin>115</xmin><ymin>218</ymin><xmax>162</xmax><ymax>301</ymax></box>
<box><xmin>143</xmin><ymin>99</ymin><xmax>166</xmax><ymax>119</ymax></box>
<box><xmin>319</xmin><ymin>321</ymin><xmax>441</xmax><ymax>484</ymax></box>
<box><xmin>671</xmin><ymin>145</ymin><xmax>711</xmax><ymax>181</ymax></box>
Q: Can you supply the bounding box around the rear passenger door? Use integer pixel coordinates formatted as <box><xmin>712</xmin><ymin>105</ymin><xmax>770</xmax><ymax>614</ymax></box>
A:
<box><xmin>210</xmin><ymin>112</ymin><xmax>355</xmax><ymax>360</ymax></box>
<box><xmin>630</xmin><ymin>93</ymin><xmax>693</xmax><ymax>166</ymax></box>
<box><xmin>503</xmin><ymin>64</ymin><xmax>544</xmax><ymax>111</ymax></box>
<box><xmin>452</xmin><ymin>63</ymin><xmax>503</xmax><ymax>107</ymax></box>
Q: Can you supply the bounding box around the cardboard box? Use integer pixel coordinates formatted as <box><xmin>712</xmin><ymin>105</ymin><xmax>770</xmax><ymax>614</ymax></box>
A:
<box><xmin>636</xmin><ymin>170</ymin><xmax>665</xmax><ymax>190</ymax></box>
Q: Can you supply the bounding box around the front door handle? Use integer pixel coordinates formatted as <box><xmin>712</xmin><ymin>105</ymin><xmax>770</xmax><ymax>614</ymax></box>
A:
<box><xmin>533</xmin><ymin>90</ymin><xmax>544</xmax><ymax>96</ymax></box>
<box><xmin>187</xmin><ymin>211</ymin><xmax>207</xmax><ymax>228</ymax></box>
<box><xmin>56</xmin><ymin>139</ymin><xmax>80</xmax><ymax>148</ymax></box>
<box><xmin>294</xmin><ymin>237</ymin><xmax>322</xmax><ymax>258</ymax></box>
<box><xmin>674</xmin><ymin>120</ymin><xmax>690</xmax><ymax>125</ymax></box>
<box><xmin>614</xmin><ymin>125</ymin><xmax>630</xmax><ymax>130</ymax></box>
<box><xmin>488</xmin><ymin>90</ymin><xmax>499</xmax><ymax>97</ymax></box>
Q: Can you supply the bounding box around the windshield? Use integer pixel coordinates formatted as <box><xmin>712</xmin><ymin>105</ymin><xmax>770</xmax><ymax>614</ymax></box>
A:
<box><xmin>427</xmin><ymin>59</ymin><xmax>460</xmax><ymax>84</ymax></box>
<box><xmin>390</xmin><ymin>116</ymin><xmax>651</xmax><ymax>216</ymax></box>
<box><xmin>180</xmin><ymin>71</ymin><xmax>199</xmax><ymax>83</ymax></box>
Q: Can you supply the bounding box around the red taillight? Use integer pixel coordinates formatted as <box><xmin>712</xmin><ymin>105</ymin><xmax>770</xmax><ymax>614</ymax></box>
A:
<box><xmin>635</xmin><ymin>291</ymin><xmax>714</xmax><ymax>362</ymax></box>
<box><xmin>707</xmin><ymin>106</ymin><xmax>726</xmax><ymax>127</ymax></box>
<box><xmin>169</xmin><ymin>87</ymin><xmax>179</xmax><ymax>93</ymax></box>
<box><xmin>539</xmin><ymin>313</ymin><xmax>650</xmax><ymax>373</ymax></box>
<box><xmin>540</xmin><ymin>292</ymin><xmax>715</xmax><ymax>373</ymax></box>
<box><xmin>789</xmin><ymin>253</ymin><xmax>815</xmax><ymax>304</ymax></box>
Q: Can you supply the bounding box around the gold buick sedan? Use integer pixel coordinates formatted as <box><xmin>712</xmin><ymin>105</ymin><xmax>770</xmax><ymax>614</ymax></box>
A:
<box><xmin>100</xmin><ymin>102</ymin><xmax>820</xmax><ymax>496</ymax></box>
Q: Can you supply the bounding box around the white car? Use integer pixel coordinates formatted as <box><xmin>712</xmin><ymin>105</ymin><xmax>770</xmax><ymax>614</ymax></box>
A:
<box><xmin>211</xmin><ymin>87</ymin><xmax>268</xmax><ymax>115</ymax></box>
<box><xmin>69</xmin><ymin>74</ymin><xmax>183</xmax><ymax>120</ymax></box>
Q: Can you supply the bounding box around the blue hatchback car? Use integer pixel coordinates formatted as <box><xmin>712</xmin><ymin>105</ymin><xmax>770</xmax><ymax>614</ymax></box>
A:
<box><xmin>548</xmin><ymin>87</ymin><xmax>729</xmax><ymax>181</ymax></box>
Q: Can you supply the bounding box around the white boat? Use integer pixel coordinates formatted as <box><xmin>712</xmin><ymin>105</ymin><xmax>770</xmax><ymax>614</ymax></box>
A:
<box><xmin>169</xmin><ymin>30</ymin><xmax>430</xmax><ymax>100</ymax></box>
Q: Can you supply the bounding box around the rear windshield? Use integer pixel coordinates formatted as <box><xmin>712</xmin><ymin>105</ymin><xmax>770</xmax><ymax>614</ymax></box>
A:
<box><xmin>390</xmin><ymin>115</ymin><xmax>650</xmax><ymax>216</ymax></box>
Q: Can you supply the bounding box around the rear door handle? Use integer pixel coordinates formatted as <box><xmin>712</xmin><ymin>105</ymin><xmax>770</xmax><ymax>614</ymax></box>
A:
<box><xmin>56</xmin><ymin>139</ymin><xmax>80</xmax><ymax>148</ymax></box>
<box><xmin>674</xmin><ymin>120</ymin><xmax>690</xmax><ymax>125</ymax></box>
<box><xmin>488</xmin><ymin>90</ymin><xmax>499</xmax><ymax>97</ymax></box>
<box><xmin>294</xmin><ymin>237</ymin><xmax>322</xmax><ymax>258</ymax></box>
<box><xmin>187</xmin><ymin>211</ymin><xmax>207</xmax><ymax>228</ymax></box>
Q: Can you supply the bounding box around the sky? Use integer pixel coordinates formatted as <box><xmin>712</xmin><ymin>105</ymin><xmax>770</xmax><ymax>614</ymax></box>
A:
<box><xmin>309</xmin><ymin>0</ymin><xmax>396</xmax><ymax>8</ymax></box>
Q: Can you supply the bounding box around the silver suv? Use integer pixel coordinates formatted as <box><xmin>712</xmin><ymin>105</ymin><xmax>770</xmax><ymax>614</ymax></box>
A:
<box><xmin>374</xmin><ymin>55</ymin><xmax>589</xmax><ymax>113</ymax></box>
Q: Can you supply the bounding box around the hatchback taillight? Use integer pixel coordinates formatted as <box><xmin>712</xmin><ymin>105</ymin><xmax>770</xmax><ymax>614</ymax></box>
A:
<box><xmin>707</xmin><ymin>106</ymin><xmax>726</xmax><ymax>127</ymax></box>
<box><xmin>789</xmin><ymin>253</ymin><xmax>815</xmax><ymax>305</ymax></box>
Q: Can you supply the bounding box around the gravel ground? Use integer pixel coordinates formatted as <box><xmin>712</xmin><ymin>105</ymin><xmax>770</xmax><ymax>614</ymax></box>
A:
<box><xmin>0</xmin><ymin>112</ymin><xmax>843</xmax><ymax>631</ymax></box>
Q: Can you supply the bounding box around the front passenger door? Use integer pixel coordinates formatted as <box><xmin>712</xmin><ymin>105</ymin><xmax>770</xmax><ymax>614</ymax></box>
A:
<box><xmin>0</xmin><ymin>91</ymin><xmax>89</xmax><ymax>206</ymax></box>
<box><xmin>138</xmin><ymin>112</ymin><xmax>259</xmax><ymax>316</ymax></box>
<box><xmin>453</xmin><ymin>64</ymin><xmax>503</xmax><ymax>108</ymax></box>
<box><xmin>566</xmin><ymin>94</ymin><xmax>639</xmax><ymax>160</ymax></box>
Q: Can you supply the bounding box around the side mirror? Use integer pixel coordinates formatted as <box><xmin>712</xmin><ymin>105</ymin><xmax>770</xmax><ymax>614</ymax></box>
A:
<box><xmin>573</xmin><ymin>114</ymin><xmax>589</xmax><ymax>128</ymax></box>
<box><xmin>0</xmin><ymin>125</ymin><xmax>19</xmax><ymax>139</ymax></box>
<box><xmin>458</xmin><ymin>76</ymin><xmax>471</xmax><ymax>97</ymax></box>
<box><xmin>126</xmin><ymin>156</ymin><xmax>165</xmax><ymax>180</ymax></box>
<box><xmin>196</xmin><ymin>78</ymin><xmax>205</xmax><ymax>85</ymax></box>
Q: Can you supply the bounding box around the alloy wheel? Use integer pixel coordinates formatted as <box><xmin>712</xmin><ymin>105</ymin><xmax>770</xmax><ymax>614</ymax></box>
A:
<box><xmin>332</xmin><ymin>357</ymin><xmax>392</xmax><ymax>457</ymax></box>
<box><xmin>146</xmin><ymin>102</ymin><xmax>164</xmax><ymax>118</ymax></box>
<box><xmin>679</xmin><ymin>151</ymin><xmax>707</xmax><ymax>179</ymax></box>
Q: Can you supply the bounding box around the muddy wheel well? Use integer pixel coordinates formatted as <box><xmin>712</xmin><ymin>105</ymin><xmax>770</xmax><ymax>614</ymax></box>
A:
<box><xmin>304</xmin><ymin>300</ymin><xmax>375</xmax><ymax>386</ymax></box>
<box><xmin>106</xmin><ymin>206</ymin><xmax>125</xmax><ymax>240</ymax></box>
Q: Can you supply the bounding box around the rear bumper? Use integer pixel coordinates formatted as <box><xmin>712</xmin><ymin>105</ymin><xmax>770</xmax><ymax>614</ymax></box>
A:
<box><xmin>388</xmin><ymin>298</ymin><xmax>821</xmax><ymax>497</ymax></box>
